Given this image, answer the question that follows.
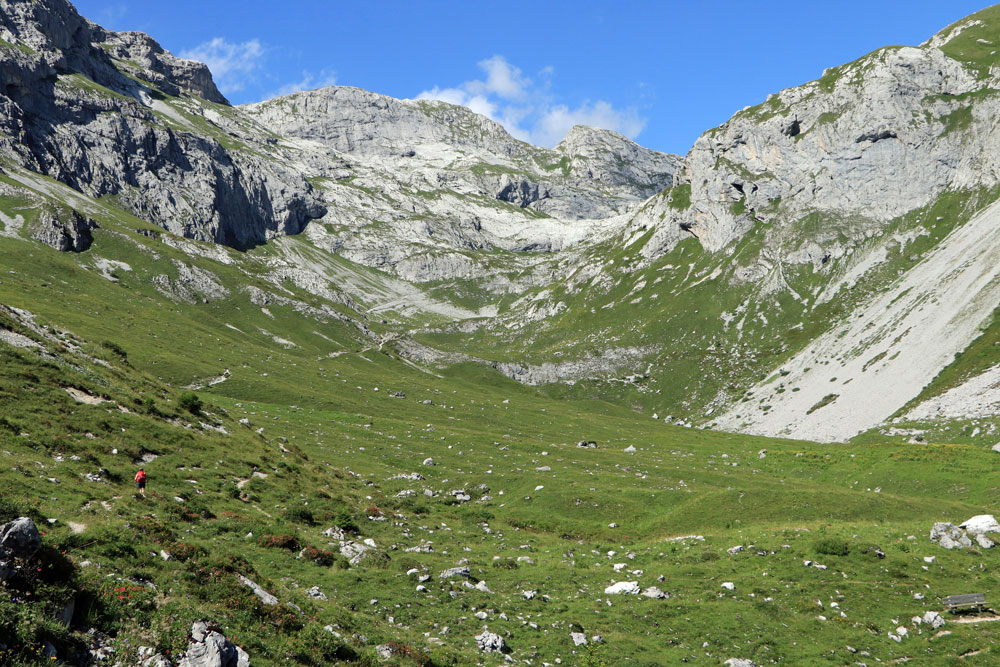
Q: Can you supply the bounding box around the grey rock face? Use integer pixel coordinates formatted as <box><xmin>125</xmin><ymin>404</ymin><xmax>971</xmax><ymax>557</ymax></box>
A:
<box><xmin>27</xmin><ymin>206</ymin><xmax>97</xmax><ymax>251</ymax></box>
<box><xmin>242</xmin><ymin>86</ymin><xmax>680</xmax><ymax>281</ymax></box>
<box><xmin>99</xmin><ymin>30</ymin><xmax>227</xmax><ymax>104</ymax></box>
<box><xmin>0</xmin><ymin>0</ymin><xmax>324</xmax><ymax>250</ymax></box>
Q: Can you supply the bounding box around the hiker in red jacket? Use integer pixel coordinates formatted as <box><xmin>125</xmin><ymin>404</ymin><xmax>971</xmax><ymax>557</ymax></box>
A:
<box><xmin>135</xmin><ymin>468</ymin><xmax>147</xmax><ymax>495</ymax></box>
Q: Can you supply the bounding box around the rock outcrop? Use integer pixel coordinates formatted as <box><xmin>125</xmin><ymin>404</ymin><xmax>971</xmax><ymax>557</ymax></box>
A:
<box><xmin>0</xmin><ymin>0</ymin><xmax>325</xmax><ymax>249</ymax></box>
<box><xmin>177</xmin><ymin>621</ymin><xmax>250</xmax><ymax>667</ymax></box>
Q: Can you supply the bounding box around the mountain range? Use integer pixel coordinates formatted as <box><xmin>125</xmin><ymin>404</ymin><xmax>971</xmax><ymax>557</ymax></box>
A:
<box><xmin>4</xmin><ymin>0</ymin><xmax>1000</xmax><ymax>664</ymax></box>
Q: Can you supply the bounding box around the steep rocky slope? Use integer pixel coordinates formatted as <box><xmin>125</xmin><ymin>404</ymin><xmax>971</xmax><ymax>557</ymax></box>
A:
<box><xmin>0</xmin><ymin>0</ymin><xmax>325</xmax><ymax>248</ymax></box>
<box><xmin>428</xmin><ymin>7</ymin><xmax>1000</xmax><ymax>443</ymax></box>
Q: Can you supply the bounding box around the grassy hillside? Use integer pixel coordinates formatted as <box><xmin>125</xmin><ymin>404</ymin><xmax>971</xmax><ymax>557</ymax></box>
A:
<box><xmin>4</xmin><ymin>213</ymin><xmax>1000</xmax><ymax>664</ymax></box>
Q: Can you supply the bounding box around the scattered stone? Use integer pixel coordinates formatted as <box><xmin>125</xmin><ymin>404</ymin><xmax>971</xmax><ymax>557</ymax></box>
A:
<box><xmin>238</xmin><ymin>575</ymin><xmax>278</xmax><ymax>606</ymax></box>
<box><xmin>727</xmin><ymin>545</ymin><xmax>744</xmax><ymax>555</ymax></box>
<box><xmin>624</xmin><ymin>445</ymin><xmax>636</xmax><ymax>453</ymax></box>
<box><xmin>642</xmin><ymin>587</ymin><xmax>668</xmax><ymax>599</ymax></box>
<box><xmin>439</xmin><ymin>566</ymin><xmax>472</xmax><ymax>580</ymax></box>
<box><xmin>721</xmin><ymin>582</ymin><xmax>735</xmax><ymax>591</ymax></box>
<box><xmin>724</xmin><ymin>659</ymin><xmax>756</xmax><ymax>667</ymax></box>
<box><xmin>570</xmin><ymin>632</ymin><xmax>588</xmax><ymax>646</ymax></box>
<box><xmin>422</xmin><ymin>458</ymin><xmax>435</xmax><ymax>466</ymax></box>
<box><xmin>375</xmin><ymin>644</ymin><xmax>394</xmax><ymax>660</ymax></box>
<box><xmin>522</xmin><ymin>590</ymin><xmax>537</xmax><ymax>600</ymax></box>
<box><xmin>306</xmin><ymin>586</ymin><xmax>327</xmax><ymax>601</ymax></box>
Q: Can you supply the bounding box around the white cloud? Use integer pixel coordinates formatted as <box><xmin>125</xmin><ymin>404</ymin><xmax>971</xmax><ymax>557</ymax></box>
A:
<box><xmin>271</xmin><ymin>69</ymin><xmax>338</xmax><ymax>98</ymax></box>
<box><xmin>416</xmin><ymin>56</ymin><xmax>645</xmax><ymax>147</ymax></box>
<box><xmin>181</xmin><ymin>38</ymin><xmax>264</xmax><ymax>94</ymax></box>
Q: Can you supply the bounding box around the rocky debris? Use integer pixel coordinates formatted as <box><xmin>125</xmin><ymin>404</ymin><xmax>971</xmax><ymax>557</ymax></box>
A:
<box><xmin>624</xmin><ymin>445</ymin><xmax>637</xmax><ymax>453</ymax></box>
<box><xmin>474</xmin><ymin>630</ymin><xmax>507</xmax><ymax>654</ymax></box>
<box><xmin>577</xmin><ymin>441</ymin><xmax>598</xmax><ymax>449</ymax></box>
<box><xmin>138</xmin><ymin>646</ymin><xmax>173</xmax><ymax>667</ymax></box>
<box><xmin>727</xmin><ymin>545</ymin><xmax>744</xmax><ymax>555</ymax></box>
<box><xmin>237</xmin><ymin>575</ymin><xmax>278</xmax><ymax>606</ymax></box>
<box><xmin>642</xmin><ymin>587</ymin><xmax>668</xmax><ymax>599</ymax></box>
<box><xmin>177</xmin><ymin>621</ymin><xmax>250</xmax><ymax>667</ymax></box>
<box><xmin>306</xmin><ymin>586</ymin><xmax>327</xmax><ymax>601</ymax></box>
<box><xmin>321</xmin><ymin>526</ymin><xmax>346</xmax><ymax>541</ymax></box>
<box><xmin>724</xmin><ymin>660</ymin><xmax>756</xmax><ymax>667</ymax></box>
<box><xmin>375</xmin><ymin>644</ymin><xmax>395</xmax><ymax>660</ymax></box>
<box><xmin>604</xmin><ymin>581</ymin><xmax>640</xmax><ymax>595</ymax></box>
<box><xmin>930</xmin><ymin>522</ymin><xmax>987</xmax><ymax>549</ymax></box>
<box><xmin>422</xmin><ymin>457</ymin><xmax>435</xmax><ymax>466</ymax></box>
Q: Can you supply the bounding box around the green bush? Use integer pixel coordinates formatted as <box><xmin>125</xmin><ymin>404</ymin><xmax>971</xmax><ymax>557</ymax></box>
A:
<box><xmin>283</xmin><ymin>506</ymin><xmax>315</xmax><ymax>525</ymax></box>
<box><xmin>178</xmin><ymin>392</ymin><xmax>203</xmax><ymax>415</ymax></box>
<box><xmin>814</xmin><ymin>537</ymin><xmax>850</xmax><ymax>557</ymax></box>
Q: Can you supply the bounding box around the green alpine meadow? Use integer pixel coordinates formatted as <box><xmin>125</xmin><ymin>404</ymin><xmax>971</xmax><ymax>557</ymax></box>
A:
<box><xmin>2</xmin><ymin>0</ymin><xmax>1000</xmax><ymax>664</ymax></box>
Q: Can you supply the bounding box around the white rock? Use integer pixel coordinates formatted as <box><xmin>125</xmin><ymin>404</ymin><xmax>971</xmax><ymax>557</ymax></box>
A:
<box><xmin>923</xmin><ymin>611</ymin><xmax>945</xmax><ymax>629</ymax></box>
<box><xmin>721</xmin><ymin>582</ymin><xmax>735</xmax><ymax>591</ymax></box>
<box><xmin>961</xmin><ymin>514</ymin><xmax>1000</xmax><ymax>535</ymax></box>
<box><xmin>604</xmin><ymin>581</ymin><xmax>640</xmax><ymax>595</ymax></box>
<box><xmin>570</xmin><ymin>632</ymin><xmax>588</xmax><ymax>646</ymax></box>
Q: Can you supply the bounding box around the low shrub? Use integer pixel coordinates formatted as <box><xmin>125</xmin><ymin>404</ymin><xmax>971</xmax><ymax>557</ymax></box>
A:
<box><xmin>259</xmin><ymin>534</ymin><xmax>300</xmax><ymax>551</ymax></box>
<box><xmin>178</xmin><ymin>392</ymin><xmax>203</xmax><ymax>415</ymax></box>
<box><xmin>814</xmin><ymin>537</ymin><xmax>850</xmax><ymax>557</ymax></box>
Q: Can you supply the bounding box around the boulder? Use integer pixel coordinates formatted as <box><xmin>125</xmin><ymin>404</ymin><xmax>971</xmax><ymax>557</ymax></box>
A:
<box><xmin>923</xmin><ymin>611</ymin><xmax>946</xmax><ymax>630</ymax></box>
<box><xmin>306</xmin><ymin>586</ymin><xmax>327</xmax><ymax>601</ymax></box>
<box><xmin>976</xmin><ymin>533</ymin><xmax>995</xmax><ymax>549</ymax></box>
<box><xmin>0</xmin><ymin>517</ymin><xmax>42</xmax><ymax>560</ymax></box>
<box><xmin>321</xmin><ymin>526</ymin><xmax>346</xmax><ymax>541</ymax></box>
<box><xmin>570</xmin><ymin>632</ymin><xmax>588</xmax><ymax>646</ymax></box>
<box><xmin>178</xmin><ymin>621</ymin><xmax>250</xmax><ymax>667</ymax></box>
<box><xmin>604</xmin><ymin>581</ymin><xmax>640</xmax><ymax>595</ymax></box>
<box><xmin>642</xmin><ymin>587</ymin><xmax>668</xmax><ymax>599</ymax></box>
<box><xmin>474</xmin><ymin>630</ymin><xmax>507</xmax><ymax>653</ymax></box>
<box><xmin>439</xmin><ymin>566</ymin><xmax>472</xmax><ymax>580</ymax></box>
<box><xmin>724</xmin><ymin>660</ymin><xmax>756</xmax><ymax>667</ymax></box>
<box><xmin>960</xmin><ymin>514</ymin><xmax>1000</xmax><ymax>535</ymax></box>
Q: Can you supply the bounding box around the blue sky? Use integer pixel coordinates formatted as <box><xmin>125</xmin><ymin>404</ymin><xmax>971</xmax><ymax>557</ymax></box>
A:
<box><xmin>73</xmin><ymin>0</ymin><xmax>991</xmax><ymax>154</ymax></box>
